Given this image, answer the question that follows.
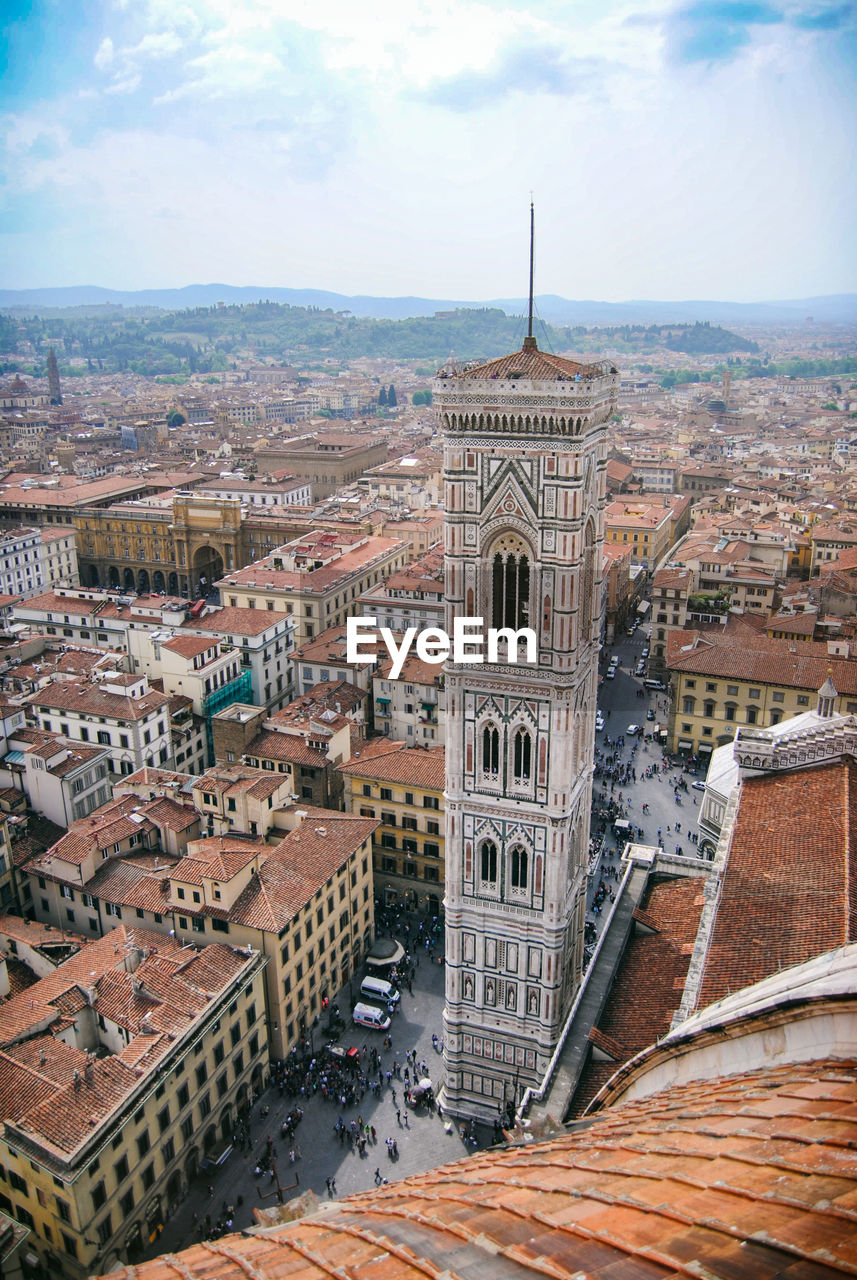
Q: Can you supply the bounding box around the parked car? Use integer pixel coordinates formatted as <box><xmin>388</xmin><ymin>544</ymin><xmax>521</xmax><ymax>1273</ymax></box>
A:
<box><xmin>692</xmin><ymin>780</ymin><xmax>706</xmax><ymax>792</ymax></box>
<box><xmin>595</xmin><ymin>712</ymin><xmax>605</xmax><ymax>730</ymax></box>
<box><xmin>646</xmin><ymin>708</ymin><xmax>656</xmax><ymax>720</ymax></box>
<box><xmin>635</xmin><ymin>661</ymin><xmax>646</xmax><ymax>676</ymax></box>
<box><xmin>626</xmin><ymin>724</ymin><xmax>642</xmax><ymax>736</ymax></box>
<box><xmin>605</xmin><ymin>669</ymin><xmax>616</xmax><ymax>680</ymax></box>
<box><xmin>641</xmin><ymin>646</ymin><xmax>650</xmax><ymax>659</ymax></box>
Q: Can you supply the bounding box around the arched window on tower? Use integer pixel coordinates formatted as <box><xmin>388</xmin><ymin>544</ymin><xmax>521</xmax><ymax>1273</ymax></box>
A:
<box><xmin>579</xmin><ymin>520</ymin><xmax>596</xmax><ymax>641</ymax></box>
<box><xmin>480</xmin><ymin>840</ymin><xmax>498</xmax><ymax>886</ymax></box>
<box><xmin>482</xmin><ymin>724</ymin><xmax>499</xmax><ymax>775</ymax></box>
<box><xmin>492</xmin><ymin>552</ymin><xmax>530</xmax><ymax>631</ymax></box>
<box><xmin>512</xmin><ymin>728</ymin><xmax>531</xmax><ymax>782</ymax></box>
<box><xmin>509</xmin><ymin>845</ymin><xmax>529</xmax><ymax>892</ymax></box>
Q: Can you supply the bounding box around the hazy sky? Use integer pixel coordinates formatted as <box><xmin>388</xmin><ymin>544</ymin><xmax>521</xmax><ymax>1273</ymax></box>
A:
<box><xmin>2</xmin><ymin>0</ymin><xmax>855</xmax><ymax>301</ymax></box>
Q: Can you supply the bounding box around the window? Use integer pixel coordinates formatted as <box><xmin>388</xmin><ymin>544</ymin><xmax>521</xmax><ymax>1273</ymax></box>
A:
<box><xmin>424</xmin><ymin>841</ymin><xmax>440</xmax><ymax>857</ymax></box>
<box><xmin>119</xmin><ymin>1189</ymin><xmax>134</xmax><ymax>1216</ymax></box>
<box><xmin>423</xmin><ymin>795</ymin><xmax>439</xmax><ymax>809</ymax></box>
<box><xmin>380</xmin><ymin>787</ymin><xmax>392</xmax><ymax>802</ymax></box>
<box><xmin>480</xmin><ymin>840</ymin><xmax>497</xmax><ymax>885</ymax></box>
<box><xmin>772</xmin><ymin>690</ymin><xmax>784</xmax><ymax>702</ymax></box>
<box><xmin>482</xmin><ymin>724</ymin><xmax>499</xmax><ymax>774</ymax></box>
<box><xmin>748</xmin><ymin>687</ymin><xmax>760</xmax><ymax>699</ymax></box>
<box><xmin>703</xmin><ymin>700</ymin><xmax>715</xmax><ymax>718</ymax></box>
<box><xmin>114</xmin><ymin>1155</ymin><xmax>129</xmax><ymax>1183</ymax></box>
<box><xmin>97</xmin><ymin>1215</ymin><xmax>112</xmax><ymax>1246</ymax></box>
<box><xmin>92</xmin><ymin>1182</ymin><xmax>107</xmax><ymax>1211</ymax></box>
<box><xmin>746</xmin><ymin>706</ymin><xmax>759</xmax><ymax>725</ymax></box>
<box><xmin>512</xmin><ymin>728</ymin><xmax>531</xmax><ymax>781</ymax></box>
<box><xmin>492</xmin><ymin>549</ymin><xmax>530</xmax><ymax>630</ymax></box>
<box><xmin>724</xmin><ymin>704</ymin><xmax>737</xmax><ymax>722</ymax></box>
<box><xmin>797</xmin><ymin>695</ymin><xmax>809</xmax><ymax>706</ymax></box>
<box><xmin>726</xmin><ymin>685</ymin><xmax>738</xmax><ymax>696</ymax></box>
<box><xmin>705</xmin><ymin>682</ymin><xmax>717</xmax><ymax>692</ymax></box>
<box><xmin>509</xmin><ymin>845</ymin><xmax>529</xmax><ymax>891</ymax></box>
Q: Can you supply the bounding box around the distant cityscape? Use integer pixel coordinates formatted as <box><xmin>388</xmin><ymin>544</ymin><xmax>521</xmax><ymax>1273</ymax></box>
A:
<box><xmin>0</xmin><ymin>299</ymin><xmax>855</xmax><ymax>1279</ymax></box>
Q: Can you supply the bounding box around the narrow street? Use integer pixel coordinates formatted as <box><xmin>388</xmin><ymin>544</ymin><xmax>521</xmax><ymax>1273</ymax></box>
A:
<box><xmin>585</xmin><ymin>624</ymin><xmax>706</xmax><ymax>949</ymax></box>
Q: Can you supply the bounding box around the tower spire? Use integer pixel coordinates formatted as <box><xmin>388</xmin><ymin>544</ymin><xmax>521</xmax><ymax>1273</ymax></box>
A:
<box><xmin>524</xmin><ymin>199</ymin><xmax>537</xmax><ymax>350</ymax></box>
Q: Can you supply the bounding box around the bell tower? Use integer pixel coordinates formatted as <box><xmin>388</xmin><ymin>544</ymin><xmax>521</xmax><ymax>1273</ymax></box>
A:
<box><xmin>436</xmin><ymin>306</ymin><xmax>617</xmax><ymax>1121</ymax></box>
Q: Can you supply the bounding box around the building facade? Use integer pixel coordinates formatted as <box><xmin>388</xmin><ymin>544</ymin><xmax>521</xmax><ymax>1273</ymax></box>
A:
<box><xmin>436</xmin><ymin>340</ymin><xmax>618</xmax><ymax>1120</ymax></box>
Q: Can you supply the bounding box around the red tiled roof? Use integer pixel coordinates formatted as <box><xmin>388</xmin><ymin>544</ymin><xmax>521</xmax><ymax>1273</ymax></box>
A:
<box><xmin>696</xmin><ymin>759</ymin><xmax>857</xmax><ymax>1009</ymax></box>
<box><xmin>102</xmin><ymin>1054</ymin><xmax>857</xmax><ymax>1280</ymax></box>
<box><xmin>451</xmin><ymin>342</ymin><xmax>607</xmax><ymax>382</ymax></box>
<box><xmin>569</xmin><ymin>878</ymin><xmax>705</xmax><ymax>1116</ymax></box>
<box><xmin>339</xmin><ymin>742</ymin><xmax>445</xmax><ymax>790</ymax></box>
<box><xmin>666</xmin><ymin>628</ymin><xmax>857</xmax><ymax>693</ymax></box>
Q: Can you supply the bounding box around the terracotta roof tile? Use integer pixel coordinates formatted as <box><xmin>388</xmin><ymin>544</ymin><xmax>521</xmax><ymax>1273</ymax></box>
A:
<box><xmin>697</xmin><ymin>759</ymin><xmax>857</xmax><ymax>1009</ymax></box>
<box><xmin>103</xmin><ymin>1056</ymin><xmax>857</xmax><ymax>1280</ymax></box>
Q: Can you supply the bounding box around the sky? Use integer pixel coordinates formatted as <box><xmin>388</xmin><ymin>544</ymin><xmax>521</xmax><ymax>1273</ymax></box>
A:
<box><xmin>1</xmin><ymin>0</ymin><xmax>855</xmax><ymax>302</ymax></box>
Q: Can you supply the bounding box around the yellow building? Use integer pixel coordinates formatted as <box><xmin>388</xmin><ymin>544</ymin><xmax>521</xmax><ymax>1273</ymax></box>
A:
<box><xmin>0</xmin><ymin>919</ymin><xmax>267</xmax><ymax>1279</ymax></box>
<box><xmin>665</xmin><ymin>626</ymin><xmax>857</xmax><ymax>757</ymax></box>
<box><xmin>339</xmin><ymin>740</ymin><xmax>445</xmax><ymax>915</ymax></box>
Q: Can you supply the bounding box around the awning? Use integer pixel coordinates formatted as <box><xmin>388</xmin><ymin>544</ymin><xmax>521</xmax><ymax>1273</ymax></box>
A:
<box><xmin>697</xmin><ymin>743</ymin><xmax>714</xmax><ymax>754</ymax></box>
<box><xmin>677</xmin><ymin>739</ymin><xmax>694</xmax><ymax>751</ymax></box>
<box><xmin>636</xmin><ymin>600</ymin><xmax>651</xmax><ymax>615</ymax></box>
<box><xmin>376</xmin><ymin>697</ymin><xmax>391</xmax><ymax>703</ymax></box>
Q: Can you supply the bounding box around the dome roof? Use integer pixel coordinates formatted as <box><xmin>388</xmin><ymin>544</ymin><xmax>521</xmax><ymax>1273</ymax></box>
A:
<box><xmin>106</xmin><ymin>1052</ymin><xmax>857</xmax><ymax>1279</ymax></box>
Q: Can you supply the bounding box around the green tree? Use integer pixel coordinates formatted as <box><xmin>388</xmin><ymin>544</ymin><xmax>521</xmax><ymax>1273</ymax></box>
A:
<box><xmin>167</xmin><ymin>410</ymin><xmax>186</xmax><ymax>427</ymax></box>
<box><xmin>378</xmin><ymin>385</ymin><xmax>388</xmax><ymax>406</ymax></box>
<box><xmin>388</xmin><ymin>383</ymin><xmax>397</xmax><ymax>406</ymax></box>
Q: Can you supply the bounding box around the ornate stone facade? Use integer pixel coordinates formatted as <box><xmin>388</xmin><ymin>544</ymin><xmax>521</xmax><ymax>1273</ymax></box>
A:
<box><xmin>437</xmin><ymin>342</ymin><xmax>618</xmax><ymax>1121</ymax></box>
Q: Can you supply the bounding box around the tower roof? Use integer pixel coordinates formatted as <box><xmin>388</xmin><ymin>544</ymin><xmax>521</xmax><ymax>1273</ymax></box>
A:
<box><xmin>447</xmin><ymin>341</ymin><xmax>611</xmax><ymax>383</ymax></box>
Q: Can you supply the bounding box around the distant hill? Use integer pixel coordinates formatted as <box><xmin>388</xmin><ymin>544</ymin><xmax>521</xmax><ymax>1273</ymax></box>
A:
<box><xmin>0</xmin><ymin>284</ymin><xmax>855</xmax><ymax>326</ymax></box>
<box><xmin>0</xmin><ymin>303</ymin><xmax>768</xmax><ymax>376</ymax></box>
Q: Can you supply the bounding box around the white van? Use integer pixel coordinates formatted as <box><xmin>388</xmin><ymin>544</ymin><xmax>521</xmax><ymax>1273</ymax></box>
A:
<box><xmin>360</xmin><ymin>976</ymin><xmax>400</xmax><ymax>1007</ymax></box>
<box><xmin>352</xmin><ymin>1002</ymin><xmax>391</xmax><ymax>1031</ymax></box>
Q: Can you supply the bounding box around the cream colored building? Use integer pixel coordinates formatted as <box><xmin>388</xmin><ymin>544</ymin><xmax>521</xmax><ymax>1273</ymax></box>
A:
<box><xmin>0</xmin><ymin>920</ymin><xmax>267</xmax><ymax>1279</ymax></box>
<box><xmin>218</xmin><ymin>530</ymin><xmax>408</xmax><ymax>646</ymax></box>
<box><xmin>21</xmin><ymin>773</ymin><xmax>377</xmax><ymax>1059</ymax></box>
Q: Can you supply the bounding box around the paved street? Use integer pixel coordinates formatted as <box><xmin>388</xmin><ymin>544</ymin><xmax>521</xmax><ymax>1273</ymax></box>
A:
<box><xmin>143</xmin><ymin>939</ymin><xmax>484</xmax><ymax>1262</ymax></box>
<box><xmin>586</xmin><ymin>626</ymin><xmax>706</xmax><ymax>936</ymax></box>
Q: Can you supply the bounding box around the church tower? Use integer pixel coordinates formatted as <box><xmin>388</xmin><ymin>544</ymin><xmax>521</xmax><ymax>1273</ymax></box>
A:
<box><xmin>436</xmin><ymin>313</ymin><xmax>617</xmax><ymax>1121</ymax></box>
<box><xmin>46</xmin><ymin>347</ymin><xmax>62</xmax><ymax>405</ymax></box>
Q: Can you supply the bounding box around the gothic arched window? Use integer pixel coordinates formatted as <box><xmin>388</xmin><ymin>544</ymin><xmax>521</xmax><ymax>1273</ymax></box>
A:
<box><xmin>509</xmin><ymin>845</ymin><xmax>529</xmax><ymax>891</ymax></box>
<box><xmin>512</xmin><ymin>728</ymin><xmax>531</xmax><ymax>781</ymax></box>
<box><xmin>480</xmin><ymin>840</ymin><xmax>498</xmax><ymax>884</ymax></box>
<box><xmin>482</xmin><ymin>724</ymin><xmax>499</xmax><ymax>775</ymax></box>
<box><xmin>579</xmin><ymin>519</ymin><xmax>596</xmax><ymax>641</ymax></box>
<box><xmin>491</xmin><ymin>552</ymin><xmax>530</xmax><ymax>631</ymax></box>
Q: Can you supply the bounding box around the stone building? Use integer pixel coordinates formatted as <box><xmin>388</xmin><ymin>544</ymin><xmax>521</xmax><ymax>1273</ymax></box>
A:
<box><xmin>436</xmin><ymin>338</ymin><xmax>618</xmax><ymax>1120</ymax></box>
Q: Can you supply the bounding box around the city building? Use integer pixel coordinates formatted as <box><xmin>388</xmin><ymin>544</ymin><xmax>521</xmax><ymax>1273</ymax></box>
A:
<box><xmin>436</xmin><ymin>337</ymin><xmax>618</xmax><ymax>1119</ymax></box>
<box><xmin>339</xmin><ymin>739</ymin><xmax>445</xmax><ymax>912</ymax></box>
<box><xmin>0</xmin><ymin>922</ymin><xmax>267</xmax><ymax>1278</ymax></box>
<box><xmin>26</xmin><ymin>673</ymin><xmax>173</xmax><ymax>778</ymax></box>
<box><xmin>20</xmin><ymin>791</ymin><xmax>377</xmax><ymax>1059</ymax></box>
<box><xmin>253</xmin><ymin>432</ymin><xmax>389</xmax><ymax>500</ymax></box>
<box><xmin>665</xmin><ymin>623</ymin><xmax>857</xmax><ymax>755</ymax></box>
<box><xmin>218</xmin><ymin>531</ymin><xmax>408</xmax><ymax>646</ymax></box>
<box><xmin>372</xmin><ymin>651</ymin><xmax>445</xmax><ymax>745</ymax></box>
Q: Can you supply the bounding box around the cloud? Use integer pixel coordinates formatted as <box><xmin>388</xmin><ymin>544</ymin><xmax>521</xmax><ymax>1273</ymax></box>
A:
<box><xmin>792</xmin><ymin>4</ymin><xmax>854</xmax><ymax>29</ymax></box>
<box><xmin>665</xmin><ymin>0</ymin><xmax>784</xmax><ymax>64</ymax></box>
<box><xmin>414</xmin><ymin>41</ymin><xmax>601</xmax><ymax>111</ymax></box>
<box><xmin>94</xmin><ymin>36</ymin><xmax>114</xmax><ymax>71</ymax></box>
<box><xmin>105</xmin><ymin>74</ymin><xmax>142</xmax><ymax>95</ymax></box>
